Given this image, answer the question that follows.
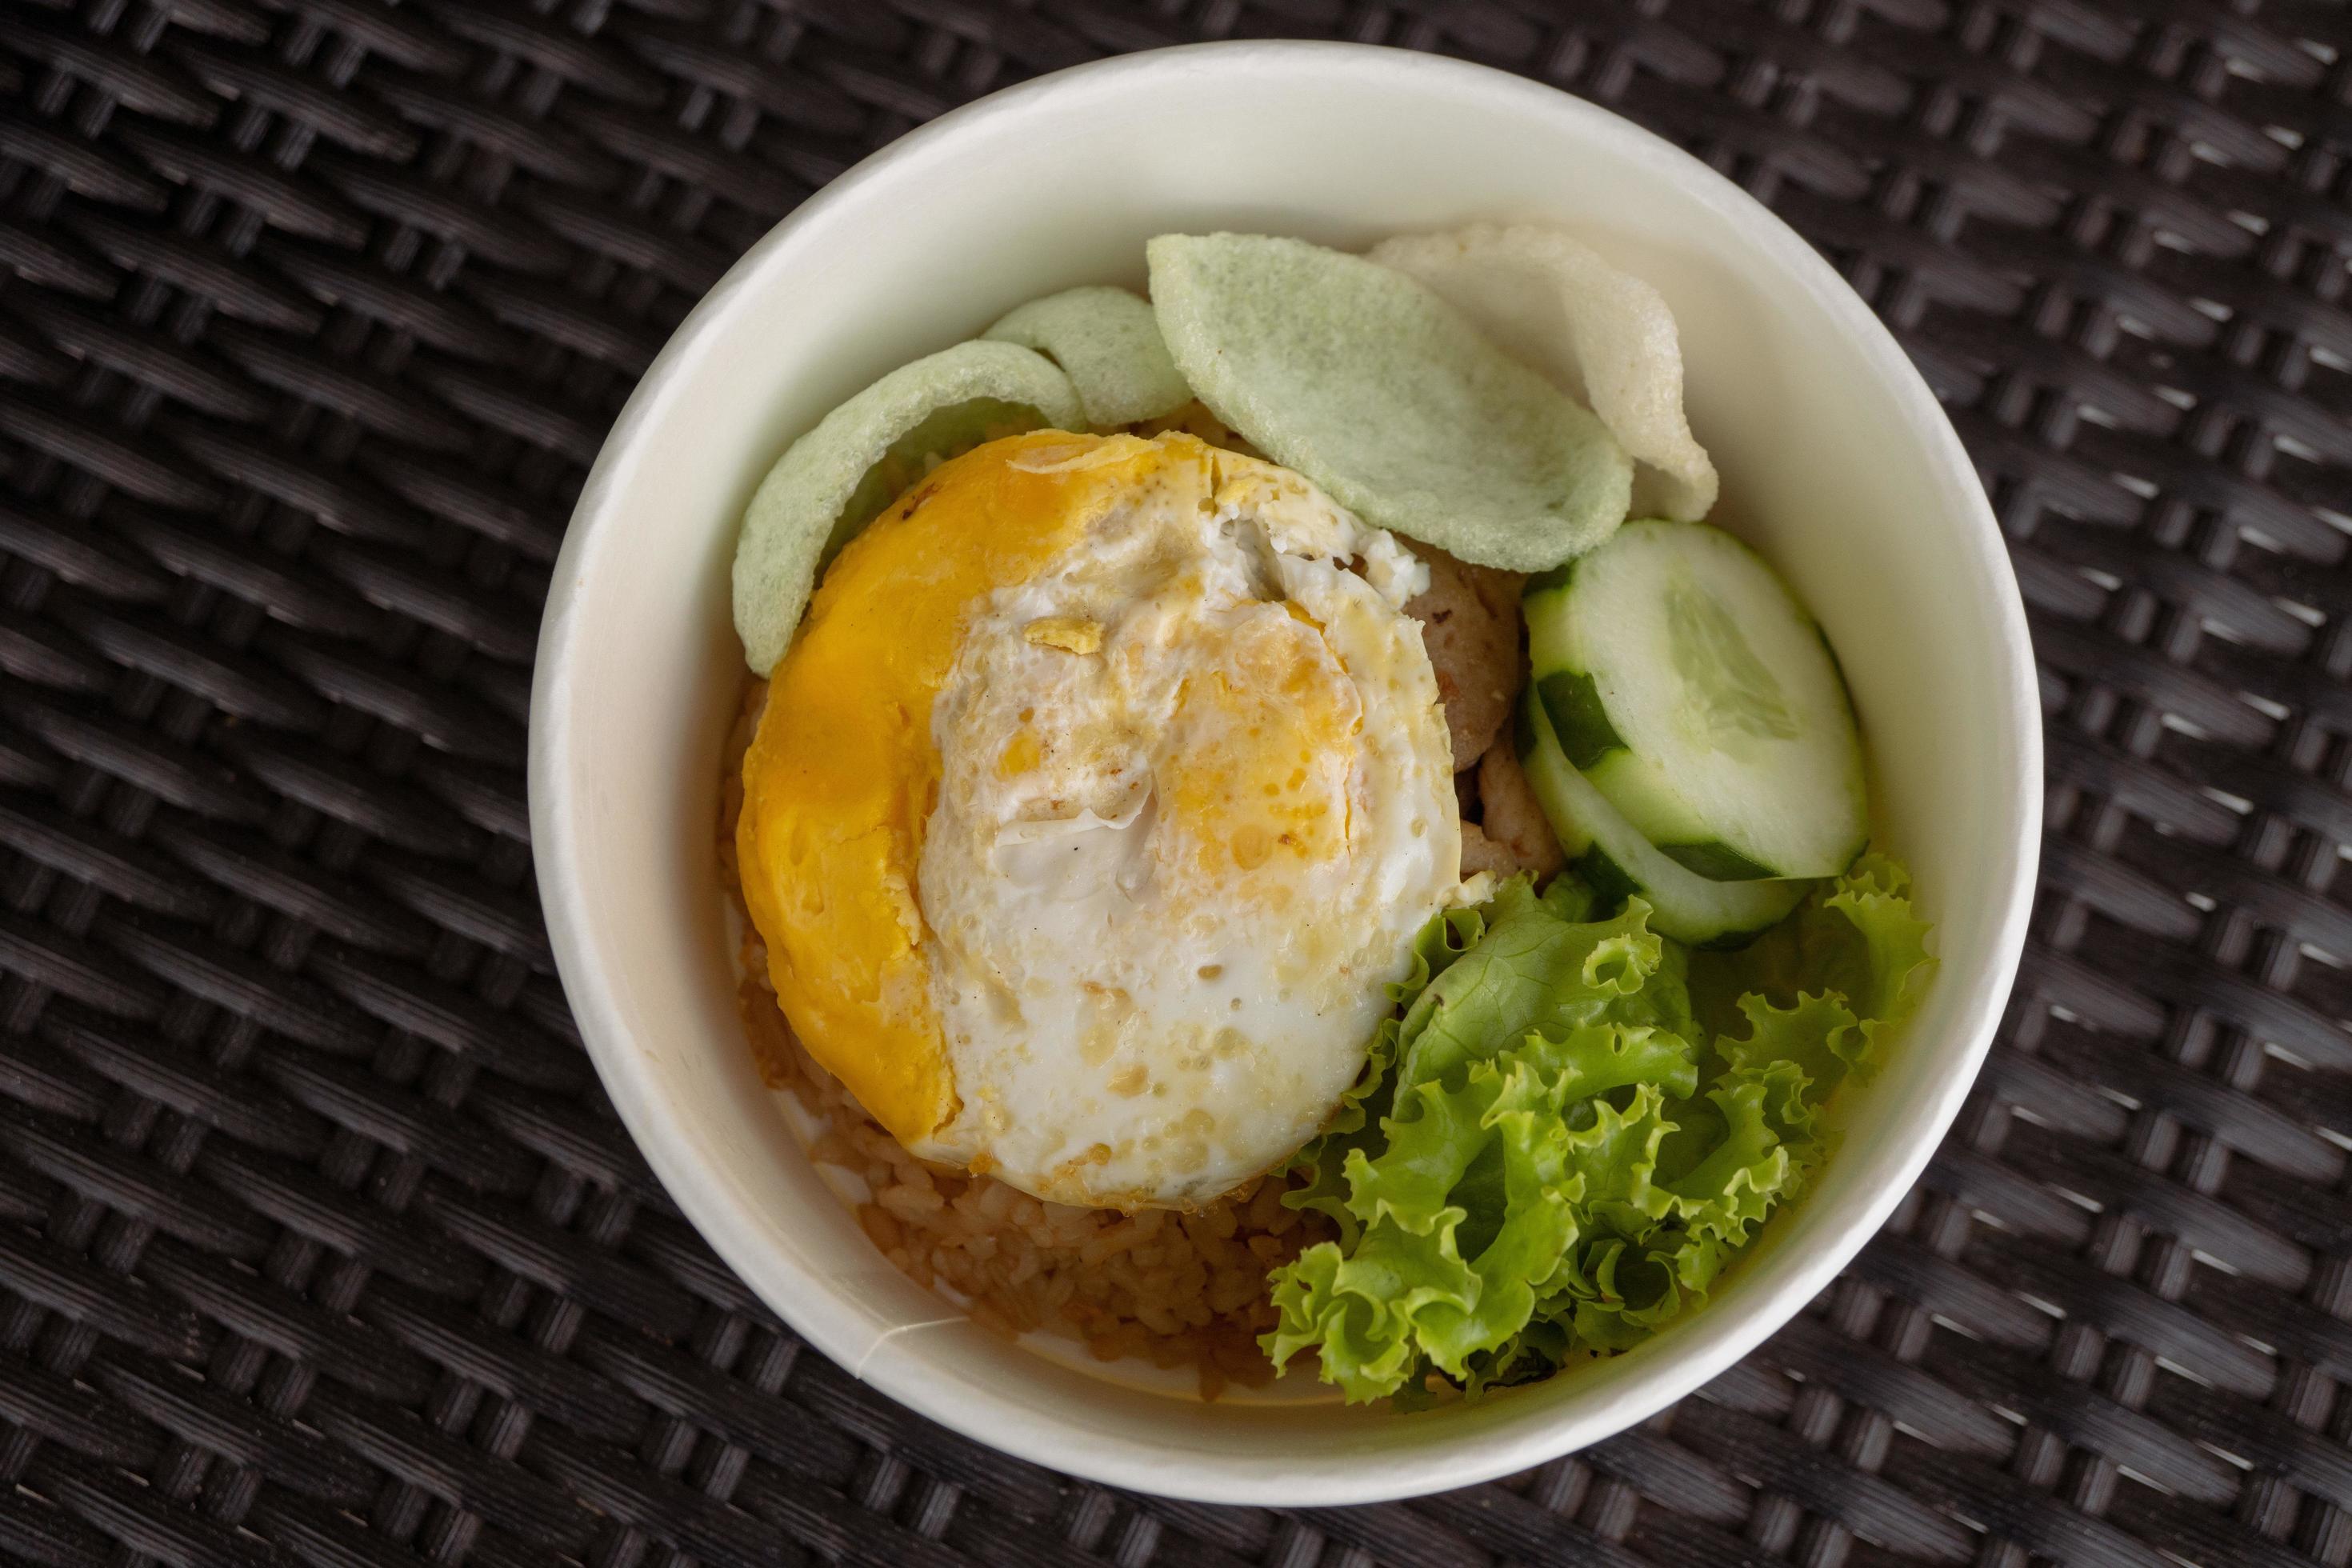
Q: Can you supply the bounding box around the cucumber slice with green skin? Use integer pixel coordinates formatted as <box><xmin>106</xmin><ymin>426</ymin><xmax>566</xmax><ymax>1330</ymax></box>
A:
<box><xmin>1517</xmin><ymin>695</ymin><xmax>1810</xmax><ymax>950</ymax></box>
<box><xmin>1523</xmin><ymin>519</ymin><xmax>1866</xmax><ymax>881</ymax></box>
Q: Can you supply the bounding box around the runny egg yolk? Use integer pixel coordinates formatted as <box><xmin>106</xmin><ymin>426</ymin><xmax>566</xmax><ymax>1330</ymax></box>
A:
<box><xmin>736</xmin><ymin>430</ymin><xmax>1113</xmax><ymax>1145</ymax></box>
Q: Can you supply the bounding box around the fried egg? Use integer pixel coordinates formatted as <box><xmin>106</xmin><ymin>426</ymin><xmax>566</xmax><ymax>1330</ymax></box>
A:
<box><xmin>738</xmin><ymin>430</ymin><xmax>1459</xmax><ymax>1208</ymax></box>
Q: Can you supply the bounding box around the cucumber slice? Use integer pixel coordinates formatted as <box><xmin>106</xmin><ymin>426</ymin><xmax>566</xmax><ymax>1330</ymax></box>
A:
<box><xmin>1517</xmin><ymin>695</ymin><xmax>1809</xmax><ymax>950</ymax></box>
<box><xmin>1523</xmin><ymin>519</ymin><xmax>1865</xmax><ymax>880</ymax></box>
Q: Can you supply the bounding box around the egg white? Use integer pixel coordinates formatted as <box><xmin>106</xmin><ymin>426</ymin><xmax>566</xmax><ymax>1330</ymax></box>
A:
<box><xmin>911</xmin><ymin>438</ymin><xmax>1458</xmax><ymax>1206</ymax></box>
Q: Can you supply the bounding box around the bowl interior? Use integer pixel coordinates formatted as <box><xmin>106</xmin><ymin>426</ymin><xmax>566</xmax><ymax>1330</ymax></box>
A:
<box><xmin>530</xmin><ymin>42</ymin><xmax>2038</xmax><ymax>1505</ymax></box>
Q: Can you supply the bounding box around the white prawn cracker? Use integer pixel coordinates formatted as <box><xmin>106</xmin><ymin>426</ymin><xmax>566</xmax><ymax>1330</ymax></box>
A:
<box><xmin>1370</xmin><ymin>223</ymin><xmax>1719</xmax><ymax>522</ymax></box>
<box><xmin>1146</xmin><ymin>232</ymin><xmax>1631</xmax><ymax>574</ymax></box>
<box><xmin>730</xmin><ymin>340</ymin><xmax>1082</xmax><ymax>674</ymax></box>
<box><xmin>983</xmin><ymin>286</ymin><xmax>1192</xmax><ymax>428</ymax></box>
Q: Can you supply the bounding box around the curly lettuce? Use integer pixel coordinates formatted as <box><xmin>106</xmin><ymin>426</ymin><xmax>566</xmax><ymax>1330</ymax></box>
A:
<box><xmin>1265</xmin><ymin>855</ymin><xmax>1933</xmax><ymax>1403</ymax></box>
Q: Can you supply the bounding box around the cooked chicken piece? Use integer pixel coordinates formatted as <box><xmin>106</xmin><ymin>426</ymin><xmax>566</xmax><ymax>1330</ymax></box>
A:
<box><xmin>1458</xmin><ymin>821</ymin><xmax>1516</xmax><ymax>878</ymax></box>
<box><xmin>1406</xmin><ymin>546</ymin><xmax>1526</xmax><ymax>771</ymax></box>
<box><xmin>1466</xmin><ymin>739</ymin><xmax>1566</xmax><ymax>879</ymax></box>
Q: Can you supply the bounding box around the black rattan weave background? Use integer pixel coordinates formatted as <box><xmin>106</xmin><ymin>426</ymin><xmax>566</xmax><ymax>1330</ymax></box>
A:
<box><xmin>0</xmin><ymin>1</ymin><xmax>2346</xmax><ymax>1563</ymax></box>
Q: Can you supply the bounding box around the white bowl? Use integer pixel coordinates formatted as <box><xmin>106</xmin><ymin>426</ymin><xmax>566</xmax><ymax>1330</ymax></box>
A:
<box><xmin>530</xmin><ymin>41</ymin><xmax>2040</xmax><ymax>1506</ymax></box>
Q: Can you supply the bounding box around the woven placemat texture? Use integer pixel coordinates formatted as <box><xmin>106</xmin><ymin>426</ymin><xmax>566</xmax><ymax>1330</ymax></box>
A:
<box><xmin>0</xmin><ymin>0</ymin><xmax>2346</xmax><ymax>1563</ymax></box>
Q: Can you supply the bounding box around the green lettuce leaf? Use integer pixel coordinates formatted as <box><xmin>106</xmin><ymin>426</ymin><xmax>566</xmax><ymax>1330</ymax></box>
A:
<box><xmin>1286</xmin><ymin>898</ymin><xmax>1489</xmax><ymax>1235</ymax></box>
<box><xmin>1265</xmin><ymin>853</ymin><xmax>1935</xmax><ymax>1403</ymax></box>
<box><xmin>1720</xmin><ymin>991</ymin><xmax>1863</xmax><ymax>1094</ymax></box>
<box><xmin>1690</xmin><ymin>854</ymin><xmax>1934</xmax><ymax>1061</ymax></box>
<box><xmin>1390</xmin><ymin>885</ymin><xmax>1694</xmax><ymax>1094</ymax></box>
<box><xmin>1823</xmin><ymin>854</ymin><xmax>1935</xmax><ymax>1061</ymax></box>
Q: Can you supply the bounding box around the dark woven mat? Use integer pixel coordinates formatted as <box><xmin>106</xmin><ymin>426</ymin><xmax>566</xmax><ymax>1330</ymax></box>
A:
<box><xmin>0</xmin><ymin>0</ymin><xmax>2346</xmax><ymax>1563</ymax></box>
